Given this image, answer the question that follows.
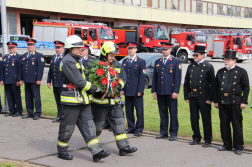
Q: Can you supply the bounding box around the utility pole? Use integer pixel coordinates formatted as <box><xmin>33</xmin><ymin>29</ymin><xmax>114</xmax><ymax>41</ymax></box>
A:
<box><xmin>1</xmin><ymin>0</ymin><xmax>9</xmax><ymax>111</ymax></box>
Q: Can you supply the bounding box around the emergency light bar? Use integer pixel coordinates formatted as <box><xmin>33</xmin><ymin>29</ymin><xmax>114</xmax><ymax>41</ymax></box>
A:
<box><xmin>42</xmin><ymin>19</ymin><xmax>108</xmax><ymax>26</ymax></box>
<box><xmin>171</xmin><ymin>28</ymin><xmax>252</xmax><ymax>36</ymax></box>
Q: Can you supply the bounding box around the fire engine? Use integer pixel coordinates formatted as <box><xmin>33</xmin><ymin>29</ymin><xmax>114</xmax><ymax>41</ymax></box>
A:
<box><xmin>32</xmin><ymin>19</ymin><xmax>115</xmax><ymax>63</ymax></box>
<box><xmin>203</xmin><ymin>29</ymin><xmax>252</xmax><ymax>63</ymax></box>
<box><xmin>169</xmin><ymin>29</ymin><xmax>207</xmax><ymax>63</ymax></box>
<box><xmin>112</xmin><ymin>25</ymin><xmax>169</xmax><ymax>57</ymax></box>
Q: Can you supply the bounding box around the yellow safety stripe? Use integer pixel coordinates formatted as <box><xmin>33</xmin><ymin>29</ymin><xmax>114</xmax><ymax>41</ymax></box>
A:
<box><xmin>82</xmin><ymin>90</ymin><xmax>89</xmax><ymax>104</ymax></box>
<box><xmin>59</xmin><ymin>64</ymin><xmax>62</xmax><ymax>71</ymax></box>
<box><xmin>83</xmin><ymin>81</ymin><xmax>91</xmax><ymax>91</ymax></box>
<box><xmin>75</xmin><ymin>63</ymin><xmax>81</xmax><ymax>69</ymax></box>
<box><xmin>115</xmin><ymin>68</ymin><xmax>121</xmax><ymax>73</ymax></box>
<box><xmin>115</xmin><ymin>133</ymin><xmax>127</xmax><ymax>141</ymax></box>
<box><xmin>87</xmin><ymin>138</ymin><xmax>100</xmax><ymax>148</ymax></box>
<box><xmin>89</xmin><ymin>95</ymin><xmax>93</xmax><ymax>101</ymax></box>
<box><xmin>92</xmin><ymin>98</ymin><xmax>109</xmax><ymax>104</ymax></box>
<box><xmin>119</xmin><ymin>79</ymin><xmax>125</xmax><ymax>89</ymax></box>
<box><xmin>57</xmin><ymin>140</ymin><xmax>69</xmax><ymax>147</ymax></box>
<box><xmin>111</xmin><ymin>99</ymin><xmax>115</xmax><ymax>105</ymax></box>
<box><xmin>61</xmin><ymin>96</ymin><xmax>83</xmax><ymax>103</ymax></box>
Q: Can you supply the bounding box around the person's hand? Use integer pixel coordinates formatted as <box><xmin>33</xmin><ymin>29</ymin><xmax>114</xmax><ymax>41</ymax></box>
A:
<box><xmin>185</xmin><ymin>100</ymin><xmax>190</xmax><ymax>103</ymax></box>
<box><xmin>153</xmin><ymin>92</ymin><xmax>157</xmax><ymax>100</ymax></box>
<box><xmin>137</xmin><ymin>92</ymin><xmax>142</xmax><ymax>96</ymax></box>
<box><xmin>120</xmin><ymin>91</ymin><xmax>124</xmax><ymax>95</ymax></box>
<box><xmin>16</xmin><ymin>81</ymin><xmax>20</xmax><ymax>86</ymax></box>
<box><xmin>206</xmin><ymin>100</ymin><xmax>212</xmax><ymax>105</ymax></box>
<box><xmin>172</xmin><ymin>92</ymin><xmax>178</xmax><ymax>99</ymax></box>
<box><xmin>240</xmin><ymin>103</ymin><xmax>246</xmax><ymax>109</ymax></box>
<box><xmin>47</xmin><ymin>83</ymin><xmax>51</xmax><ymax>89</ymax></box>
<box><xmin>20</xmin><ymin>80</ymin><xmax>23</xmax><ymax>85</ymax></box>
<box><xmin>0</xmin><ymin>81</ymin><xmax>3</xmax><ymax>86</ymax></box>
<box><xmin>36</xmin><ymin>80</ymin><xmax>41</xmax><ymax>85</ymax></box>
<box><xmin>214</xmin><ymin>103</ymin><xmax>219</xmax><ymax>109</ymax></box>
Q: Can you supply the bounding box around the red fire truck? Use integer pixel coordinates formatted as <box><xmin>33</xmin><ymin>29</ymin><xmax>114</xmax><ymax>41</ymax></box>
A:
<box><xmin>112</xmin><ymin>25</ymin><xmax>169</xmax><ymax>57</ymax></box>
<box><xmin>205</xmin><ymin>29</ymin><xmax>252</xmax><ymax>63</ymax></box>
<box><xmin>32</xmin><ymin>19</ymin><xmax>115</xmax><ymax>63</ymax></box>
<box><xmin>170</xmin><ymin>29</ymin><xmax>207</xmax><ymax>63</ymax></box>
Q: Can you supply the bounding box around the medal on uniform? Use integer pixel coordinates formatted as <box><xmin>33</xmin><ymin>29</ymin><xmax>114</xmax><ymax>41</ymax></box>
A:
<box><xmin>170</xmin><ymin>70</ymin><xmax>172</xmax><ymax>73</ymax></box>
<box><xmin>32</xmin><ymin>61</ymin><xmax>34</xmax><ymax>65</ymax></box>
<box><xmin>12</xmin><ymin>61</ymin><xmax>14</xmax><ymax>66</ymax></box>
<box><xmin>156</xmin><ymin>64</ymin><xmax>159</xmax><ymax>67</ymax></box>
<box><xmin>169</xmin><ymin>57</ymin><xmax>172</xmax><ymax>61</ymax></box>
<box><xmin>123</xmin><ymin>63</ymin><xmax>126</xmax><ymax>66</ymax></box>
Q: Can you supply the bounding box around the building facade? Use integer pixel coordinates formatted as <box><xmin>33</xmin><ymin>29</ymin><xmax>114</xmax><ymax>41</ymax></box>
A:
<box><xmin>3</xmin><ymin>0</ymin><xmax>252</xmax><ymax>37</ymax></box>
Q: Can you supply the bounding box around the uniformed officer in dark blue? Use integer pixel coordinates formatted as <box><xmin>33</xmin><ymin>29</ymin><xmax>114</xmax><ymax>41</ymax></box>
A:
<box><xmin>0</xmin><ymin>53</ymin><xmax>3</xmax><ymax>113</ymax></box>
<box><xmin>21</xmin><ymin>38</ymin><xmax>44</xmax><ymax>120</ymax></box>
<box><xmin>152</xmin><ymin>42</ymin><xmax>182</xmax><ymax>141</ymax></box>
<box><xmin>121</xmin><ymin>41</ymin><xmax>146</xmax><ymax>137</ymax></box>
<box><xmin>47</xmin><ymin>41</ymin><xmax>64</xmax><ymax>123</ymax></box>
<box><xmin>0</xmin><ymin>42</ymin><xmax>22</xmax><ymax>117</ymax></box>
<box><xmin>80</xmin><ymin>44</ymin><xmax>95</xmax><ymax>79</ymax></box>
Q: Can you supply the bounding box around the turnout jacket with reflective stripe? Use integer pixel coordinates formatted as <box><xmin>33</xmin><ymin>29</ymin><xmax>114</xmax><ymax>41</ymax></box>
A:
<box><xmin>92</xmin><ymin>59</ymin><xmax>126</xmax><ymax>107</ymax></box>
<box><xmin>60</xmin><ymin>52</ymin><xmax>97</xmax><ymax>105</ymax></box>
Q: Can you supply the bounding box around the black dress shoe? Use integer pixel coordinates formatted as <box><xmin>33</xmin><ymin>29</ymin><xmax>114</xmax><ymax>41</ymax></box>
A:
<box><xmin>189</xmin><ymin>140</ymin><xmax>201</xmax><ymax>145</ymax></box>
<box><xmin>52</xmin><ymin>117</ymin><xmax>61</xmax><ymax>123</ymax></box>
<box><xmin>103</xmin><ymin>125</ymin><xmax>110</xmax><ymax>130</ymax></box>
<box><xmin>93</xmin><ymin>150</ymin><xmax>110</xmax><ymax>162</ymax></box>
<box><xmin>5</xmin><ymin>112</ymin><xmax>15</xmax><ymax>116</ymax></box>
<box><xmin>58</xmin><ymin>152</ymin><xmax>73</xmax><ymax>160</ymax></box>
<box><xmin>156</xmin><ymin>134</ymin><xmax>168</xmax><ymax>139</ymax></box>
<box><xmin>235</xmin><ymin>150</ymin><xmax>243</xmax><ymax>155</ymax></box>
<box><xmin>218</xmin><ymin>146</ymin><xmax>232</xmax><ymax>151</ymax></box>
<box><xmin>169</xmin><ymin>136</ymin><xmax>177</xmax><ymax>141</ymax></box>
<box><xmin>126</xmin><ymin>130</ymin><xmax>135</xmax><ymax>134</ymax></box>
<box><xmin>134</xmin><ymin>131</ymin><xmax>142</xmax><ymax>137</ymax></box>
<box><xmin>202</xmin><ymin>142</ymin><xmax>211</xmax><ymax>147</ymax></box>
<box><xmin>119</xmin><ymin>146</ymin><xmax>137</xmax><ymax>156</ymax></box>
<box><xmin>33</xmin><ymin>115</ymin><xmax>40</xmax><ymax>120</ymax></box>
<box><xmin>12</xmin><ymin>113</ymin><xmax>21</xmax><ymax>117</ymax></box>
<box><xmin>22</xmin><ymin>114</ymin><xmax>33</xmax><ymax>119</ymax></box>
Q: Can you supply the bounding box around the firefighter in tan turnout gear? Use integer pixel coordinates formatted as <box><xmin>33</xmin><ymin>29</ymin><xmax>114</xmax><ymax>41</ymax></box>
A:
<box><xmin>57</xmin><ymin>35</ymin><xmax>110</xmax><ymax>162</ymax></box>
<box><xmin>91</xmin><ymin>41</ymin><xmax>138</xmax><ymax>156</ymax></box>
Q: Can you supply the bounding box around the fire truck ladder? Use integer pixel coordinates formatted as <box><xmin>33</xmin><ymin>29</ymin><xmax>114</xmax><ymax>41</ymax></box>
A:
<box><xmin>42</xmin><ymin>19</ymin><xmax>108</xmax><ymax>26</ymax></box>
<box><xmin>170</xmin><ymin>28</ymin><xmax>252</xmax><ymax>36</ymax></box>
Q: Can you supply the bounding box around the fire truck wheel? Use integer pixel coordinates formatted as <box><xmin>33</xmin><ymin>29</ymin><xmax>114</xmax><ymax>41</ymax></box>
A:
<box><xmin>144</xmin><ymin>78</ymin><xmax>149</xmax><ymax>89</ymax></box>
<box><xmin>237</xmin><ymin>60</ymin><xmax>244</xmax><ymax>63</ymax></box>
<box><xmin>178</xmin><ymin>52</ymin><xmax>188</xmax><ymax>63</ymax></box>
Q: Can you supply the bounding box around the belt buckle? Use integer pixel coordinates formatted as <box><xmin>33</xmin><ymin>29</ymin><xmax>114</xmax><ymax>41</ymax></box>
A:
<box><xmin>193</xmin><ymin>89</ymin><xmax>197</xmax><ymax>92</ymax></box>
<box><xmin>224</xmin><ymin>93</ymin><xmax>228</xmax><ymax>97</ymax></box>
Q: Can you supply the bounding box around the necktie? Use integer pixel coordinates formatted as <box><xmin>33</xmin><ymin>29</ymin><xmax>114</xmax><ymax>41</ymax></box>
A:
<box><xmin>8</xmin><ymin>54</ymin><xmax>11</xmax><ymax>60</ymax></box>
<box><xmin>27</xmin><ymin>53</ymin><xmax>30</xmax><ymax>58</ymax></box>
<box><xmin>54</xmin><ymin>55</ymin><xmax>59</xmax><ymax>63</ymax></box>
<box><xmin>163</xmin><ymin>58</ymin><xmax>167</xmax><ymax>64</ymax></box>
<box><xmin>128</xmin><ymin>59</ymin><xmax>132</xmax><ymax>67</ymax></box>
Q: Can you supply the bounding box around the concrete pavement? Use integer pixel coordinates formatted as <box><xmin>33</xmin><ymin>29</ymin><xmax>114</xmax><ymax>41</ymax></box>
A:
<box><xmin>1</xmin><ymin>114</ymin><xmax>252</xmax><ymax>167</ymax></box>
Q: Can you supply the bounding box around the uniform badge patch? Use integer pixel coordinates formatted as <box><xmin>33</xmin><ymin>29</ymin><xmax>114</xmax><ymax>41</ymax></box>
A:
<box><xmin>123</xmin><ymin>63</ymin><xmax>126</xmax><ymax>66</ymax></box>
<box><xmin>179</xmin><ymin>64</ymin><xmax>182</xmax><ymax>70</ymax></box>
<box><xmin>23</xmin><ymin>57</ymin><xmax>25</xmax><ymax>60</ymax></box>
<box><xmin>169</xmin><ymin>57</ymin><xmax>172</xmax><ymax>61</ymax></box>
<box><xmin>32</xmin><ymin>61</ymin><xmax>34</xmax><ymax>65</ymax></box>
<box><xmin>41</xmin><ymin>57</ymin><xmax>44</xmax><ymax>62</ymax></box>
<box><xmin>170</xmin><ymin>64</ymin><xmax>173</xmax><ymax>66</ymax></box>
<box><xmin>170</xmin><ymin>70</ymin><xmax>172</xmax><ymax>73</ymax></box>
<box><xmin>4</xmin><ymin>59</ymin><xmax>6</xmax><ymax>61</ymax></box>
<box><xmin>143</xmin><ymin>69</ymin><xmax>146</xmax><ymax>74</ymax></box>
<box><xmin>135</xmin><ymin>65</ymin><xmax>138</xmax><ymax>66</ymax></box>
<box><xmin>156</xmin><ymin>64</ymin><xmax>159</xmax><ymax>67</ymax></box>
<box><xmin>60</xmin><ymin>55</ymin><xmax>63</xmax><ymax>58</ymax></box>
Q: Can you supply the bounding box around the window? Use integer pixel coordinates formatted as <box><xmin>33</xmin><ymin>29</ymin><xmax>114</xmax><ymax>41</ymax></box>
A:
<box><xmin>202</xmin><ymin>2</ymin><xmax>207</xmax><ymax>14</ymax></box>
<box><xmin>89</xmin><ymin>29</ymin><xmax>97</xmax><ymax>40</ymax></box>
<box><xmin>186</xmin><ymin>0</ymin><xmax>190</xmax><ymax>12</ymax></box>
<box><xmin>241</xmin><ymin>7</ymin><xmax>244</xmax><ymax>17</ymax></box>
<box><xmin>213</xmin><ymin>3</ymin><xmax>217</xmax><ymax>15</ymax></box>
<box><xmin>237</xmin><ymin>7</ymin><xmax>241</xmax><ymax>17</ymax></box>
<box><xmin>124</xmin><ymin>0</ymin><xmax>131</xmax><ymax>4</ymax></box>
<box><xmin>173</xmin><ymin>0</ymin><xmax>178</xmax><ymax>10</ymax></box>
<box><xmin>197</xmin><ymin>0</ymin><xmax>202</xmax><ymax>13</ymax></box>
<box><xmin>115</xmin><ymin>0</ymin><xmax>123</xmax><ymax>3</ymax></box>
<box><xmin>218</xmin><ymin>4</ymin><xmax>222</xmax><ymax>15</ymax></box>
<box><xmin>192</xmin><ymin>0</ymin><xmax>196</xmax><ymax>13</ymax></box>
<box><xmin>133</xmin><ymin>0</ymin><xmax>140</xmax><ymax>5</ymax></box>
<box><xmin>232</xmin><ymin>6</ymin><xmax>236</xmax><ymax>17</ymax></box>
<box><xmin>227</xmin><ymin>5</ymin><xmax>231</xmax><ymax>16</ymax></box>
<box><xmin>223</xmin><ymin>5</ymin><xmax>227</xmax><ymax>15</ymax></box>
<box><xmin>180</xmin><ymin>0</ymin><xmax>185</xmax><ymax>11</ymax></box>
<box><xmin>82</xmin><ymin>29</ymin><xmax>87</xmax><ymax>40</ymax></box>
<box><xmin>141</xmin><ymin>0</ymin><xmax>147</xmax><ymax>6</ymax></box>
<box><xmin>144</xmin><ymin>28</ymin><xmax>152</xmax><ymax>38</ymax></box>
<box><xmin>160</xmin><ymin>0</ymin><xmax>165</xmax><ymax>8</ymax></box>
<box><xmin>167</xmin><ymin>0</ymin><xmax>172</xmax><ymax>9</ymax></box>
<box><xmin>250</xmin><ymin>9</ymin><xmax>252</xmax><ymax>18</ymax></box>
<box><xmin>245</xmin><ymin>8</ymin><xmax>248</xmax><ymax>18</ymax></box>
<box><xmin>208</xmin><ymin>2</ymin><xmax>212</xmax><ymax>14</ymax></box>
<box><xmin>152</xmin><ymin>0</ymin><xmax>158</xmax><ymax>8</ymax></box>
<box><xmin>74</xmin><ymin>28</ymin><xmax>82</xmax><ymax>38</ymax></box>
